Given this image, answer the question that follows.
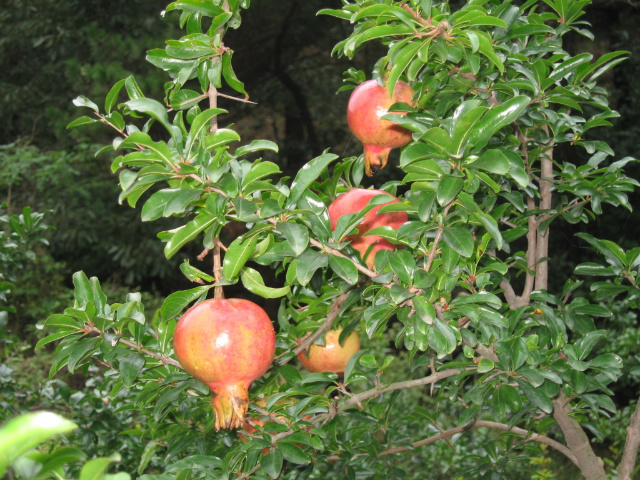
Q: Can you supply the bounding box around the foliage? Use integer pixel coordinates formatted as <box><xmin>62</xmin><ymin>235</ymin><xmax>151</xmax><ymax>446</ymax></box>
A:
<box><xmin>0</xmin><ymin>204</ymin><xmax>51</xmax><ymax>325</ymax></box>
<box><xmin>7</xmin><ymin>0</ymin><xmax>639</xmax><ymax>479</ymax></box>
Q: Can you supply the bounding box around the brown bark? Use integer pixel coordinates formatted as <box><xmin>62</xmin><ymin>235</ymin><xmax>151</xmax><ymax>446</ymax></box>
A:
<box><xmin>552</xmin><ymin>394</ymin><xmax>608</xmax><ymax>480</ymax></box>
<box><xmin>619</xmin><ymin>397</ymin><xmax>640</xmax><ymax>480</ymax></box>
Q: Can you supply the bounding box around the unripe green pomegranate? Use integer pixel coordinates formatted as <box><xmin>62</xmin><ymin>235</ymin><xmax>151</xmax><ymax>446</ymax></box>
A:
<box><xmin>347</xmin><ymin>79</ymin><xmax>415</xmax><ymax>176</ymax></box>
<box><xmin>173</xmin><ymin>298</ymin><xmax>276</xmax><ymax>430</ymax></box>
<box><xmin>297</xmin><ymin>327</ymin><xmax>361</xmax><ymax>375</ymax></box>
<box><xmin>328</xmin><ymin>188</ymin><xmax>408</xmax><ymax>270</ymax></box>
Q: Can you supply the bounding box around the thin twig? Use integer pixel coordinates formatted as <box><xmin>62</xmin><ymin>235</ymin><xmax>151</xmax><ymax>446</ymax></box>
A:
<box><xmin>87</xmin><ymin>326</ymin><xmax>182</xmax><ymax>369</ymax></box>
<box><xmin>276</xmin><ymin>292</ymin><xmax>349</xmax><ymax>363</ymax></box>
<box><xmin>425</xmin><ymin>203</ymin><xmax>452</xmax><ymax>272</ymax></box>
<box><xmin>213</xmin><ymin>237</ymin><xmax>224</xmax><ymax>299</ymax></box>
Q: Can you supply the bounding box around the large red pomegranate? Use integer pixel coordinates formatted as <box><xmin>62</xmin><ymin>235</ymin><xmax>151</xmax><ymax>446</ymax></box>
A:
<box><xmin>297</xmin><ymin>327</ymin><xmax>361</xmax><ymax>375</ymax></box>
<box><xmin>328</xmin><ymin>188</ymin><xmax>408</xmax><ymax>269</ymax></box>
<box><xmin>173</xmin><ymin>298</ymin><xmax>276</xmax><ymax>430</ymax></box>
<box><xmin>347</xmin><ymin>79</ymin><xmax>415</xmax><ymax>176</ymax></box>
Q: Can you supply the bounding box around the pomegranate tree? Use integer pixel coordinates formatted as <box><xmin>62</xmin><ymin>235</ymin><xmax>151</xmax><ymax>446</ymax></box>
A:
<box><xmin>173</xmin><ymin>298</ymin><xmax>276</xmax><ymax>430</ymax></box>
<box><xmin>346</xmin><ymin>79</ymin><xmax>415</xmax><ymax>176</ymax></box>
<box><xmin>328</xmin><ymin>188</ymin><xmax>408</xmax><ymax>269</ymax></box>
<box><xmin>297</xmin><ymin>327</ymin><xmax>361</xmax><ymax>374</ymax></box>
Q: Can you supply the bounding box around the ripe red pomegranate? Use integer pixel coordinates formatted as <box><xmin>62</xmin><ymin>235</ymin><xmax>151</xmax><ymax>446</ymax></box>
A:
<box><xmin>347</xmin><ymin>79</ymin><xmax>415</xmax><ymax>176</ymax></box>
<box><xmin>173</xmin><ymin>298</ymin><xmax>276</xmax><ymax>430</ymax></box>
<box><xmin>297</xmin><ymin>327</ymin><xmax>361</xmax><ymax>374</ymax></box>
<box><xmin>328</xmin><ymin>188</ymin><xmax>408</xmax><ymax>270</ymax></box>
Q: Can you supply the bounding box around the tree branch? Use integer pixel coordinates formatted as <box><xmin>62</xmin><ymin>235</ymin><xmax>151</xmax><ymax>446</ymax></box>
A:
<box><xmin>425</xmin><ymin>203</ymin><xmax>452</xmax><ymax>272</ymax></box>
<box><xmin>87</xmin><ymin>326</ymin><xmax>183</xmax><ymax>369</ymax></box>
<box><xmin>276</xmin><ymin>292</ymin><xmax>349</xmax><ymax>363</ymax></box>
<box><xmin>324</xmin><ymin>419</ymin><xmax>578</xmax><ymax>467</ymax></box>
<box><xmin>552</xmin><ymin>393</ymin><xmax>607</xmax><ymax>480</ymax></box>
<box><xmin>618</xmin><ymin>397</ymin><xmax>640</xmax><ymax>480</ymax></box>
<box><xmin>535</xmin><ymin>132</ymin><xmax>554</xmax><ymax>291</ymax></box>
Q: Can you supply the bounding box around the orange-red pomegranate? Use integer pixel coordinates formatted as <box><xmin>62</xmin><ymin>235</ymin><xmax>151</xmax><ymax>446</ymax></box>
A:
<box><xmin>173</xmin><ymin>298</ymin><xmax>276</xmax><ymax>430</ymax></box>
<box><xmin>297</xmin><ymin>327</ymin><xmax>361</xmax><ymax>374</ymax></box>
<box><xmin>347</xmin><ymin>79</ymin><xmax>415</xmax><ymax>176</ymax></box>
<box><xmin>328</xmin><ymin>188</ymin><xmax>408</xmax><ymax>270</ymax></box>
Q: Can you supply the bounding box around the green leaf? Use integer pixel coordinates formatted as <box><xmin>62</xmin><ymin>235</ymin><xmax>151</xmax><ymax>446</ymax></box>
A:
<box><xmin>119</xmin><ymin>354</ymin><xmax>146</xmax><ymax>388</ymax></box>
<box><xmin>296</xmin><ymin>251</ymin><xmax>328</xmax><ymax>286</ymax></box>
<box><xmin>221</xmin><ymin>51</ymin><xmax>246</xmax><ymax>96</ymax></box>
<box><xmin>67</xmin><ymin>337</ymin><xmax>100</xmax><ymax>372</ymax></box>
<box><xmin>477</xmin><ymin>358</ymin><xmax>494</xmax><ymax>373</ymax></box>
<box><xmin>328</xmin><ymin>255</ymin><xmax>359</xmax><ymax>285</ymax></box>
<box><xmin>413</xmin><ymin>296</ymin><xmax>436</xmax><ymax>324</ymax></box>
<box><xmin>67</xmin><ymin>116</ymin><xmax>98</xmax><ymax>128</ymax></box>
<box><xmin>72</xmin><ymin>271</ymin><xmax>92</xmax><ymax>308</ymax></box>
<box><xmin>0</xmin><ymin>412</ymin><xmax>77</xmax><ymax>478</ymax></box>
<box><xmin>35</xmin><ymin>331</ymin><xmax>81</xmax><ymax>350</ymax></box>
<box><xmin>288</xmin><ymin>153</ymin><xmax>339</xmax><ymax>205</ymax></box>
<box><xmin>240</xmin><ymin>267</ymin><xmax>291</xmax><ymax>299</ymax></box>
<box><xmin>276</xmin><ymin>443</ymin><xmax>312</xmax><ymax>465</ymax></box>
<box><xmin>79</xmin><ymin>454</ymin><xmax>122</xmax><ymax>480</ymax></box>
<box><xmin>185</xmin><ymin>108</ymin><xmax>228</xmax><ymax>157</ymax></box>
<box><xmin>261</xmin><ymin>448</ymin><xmax>283</xmax><ymax>478</ymax></box>
<box><xmin>161</xmin><ymin>213</ymin><xmax>218</xmax><ymax>259</ymax></box>
<box><xmin>437</xmin><ymin>176</ymin><xmax>464</xmax><ymax>206</ymax></box>
<box><xmin>205</xmin><ymin>128</ymin><xmax>241</xmax><ymax>150</ymax></box>
<box><xmin>277</xmin><ymin>222</ymin><xmax>309</xmax><ymax>257</ymax></box>
<box><xmin>388</xmin><ymin>250</ymin><xmax>416</xmax><ymax>284</ymax></box>
<box><xmin>141</xmin><ymin>188</ymin><xmax>203</xmax><ymax>222</ymax></box>
<box><xmin>469</xmin><ymin>95</ymin><xmax>530</xmax><ymax>149</ymax></box>
<box><xmin>388</xmin><ymin>41</ymin><xmax>422</xmax><ymax>95</ymax></box>
<box><xmin>223</xmin><ymin>235</ymin><xmax>259</xmax><ymax>281</ymax></box>
<box><xmin>235</xmin><ymin>139</ymin><xmax>279</xmax><ymax>156</ymax></box>
<box><xmin>161</xmin><ymin>285</ymin><xmax>213</xmax><ymax>320</ymax></box>
<box><xmin>442</xmin><ymin>226</ymin><xmax>474</xmax><ymax>257</ymax></box>
<box><xmin>549</xmin><ymin>52</ymin><xmax>592</xmax><ymax>81</ymax></box>
<box><xmin>73</xmin><ymin>96</ymin><xmax>99</xmax><ymax>112</ymax></box>
<box><xmin>467</xmin><ymin>149</ymin><xmax>510</xmax><ymax>174</ymax></box>
<box><xmin>43</xmin><ymin>314</ymin><xmax>83</xmax><ymax>331</ymax></box>
<box><xmin>125</xmin><ymin>98</ymin><xmax>175</xmax><ymax>138</ymax></box>
<box><xmin>517</xmin><ymin>379</ymin><xmax>553</xmax><ymax>414</ymax></box>
<box><xmin>118</xmin><ymin>132</ymin><xmax>174</xmax><ymax>169</ymax></box>
<box><xmin>166</xmin><ymin>1</ymin><xmax>225</xmax><ymax>17</ymax></box>
<box><xmin>242</xmin><ymin>162</ymin><xmax>281</xmax><ymax>193</ymax></box>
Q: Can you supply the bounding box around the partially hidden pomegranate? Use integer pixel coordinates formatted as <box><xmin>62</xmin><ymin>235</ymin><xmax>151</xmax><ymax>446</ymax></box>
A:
<box><xmin>297</xmin><ymin>327</ymin><xmax>361</xmax><ymax>375</ymax></box>
<box><xmin>328</xmin><ymin>188</ymin><xmax>408</xmax><ymax>270</ymax></box>
<box><xmin>347</xmin><ymin>79</ymin><xmax>415</xmax><ymax>176</ymax></box>
<box><xmin>173</xmin><ymin>298</ymin><xmax>276</xmax><ymax>430</ymax></box>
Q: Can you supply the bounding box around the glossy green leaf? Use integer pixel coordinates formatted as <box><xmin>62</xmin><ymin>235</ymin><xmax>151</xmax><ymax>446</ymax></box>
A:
<box><xmin>517</xmin><ymin>379</ymin><xmax>553</xmax><ymax>414</ymax></box>
<box><xmin>261</xmin><ymin>448</ymin><xmax>283</xmax><ymax>478</ymax></box>
<box><xmin>161</xmin><ymin>213</ymin><xmax>218</xmax><ymax>259</ymax></box>
<box><xmin>125</xmin><ymin>98</ymin><xmax>175</xmax><ymax>137</ymax></box>
<box><xmin>442</xmin><ymin>226</ymin><xmax>474</xmax><ymax>257</ymax></box>
<box><xmin>166</xmin><ymin>1</ymin><xmax>225</xmax><ymax>17</ymax></box>
<box><xmin>296</xmin><ymin>251</ymin><xmax>328</xmax><ymax>286</ymax></box>
<box><xmin>328</xmin><ymin>255</ymin><xmax>359</xmax><ymax>285</ymax></box>
<box><xmin>240</xmin><ymin>267</ymin><xmax>290</xmax><ymax>299</ymax></box>
<box><xmin>141</xmin><ymin>188</ymin><xmax>203</xmax><ymax>222</ymax></box>
<box><xmin>119</xmin><ymin>354</ymin><xmax>146</xmax><ymax>388</ymax></box>
<box><xmin>223</xmin><ymin>234</ymin><xmax>259</xmax><ymax>281</ymax></box>
<box><xmin>161</xmin><ymin>285</ymin><xmax>212</xmax><ymax>320</ymax></box>
<box><xmin>469</xmin><ymin>95</ymin><xmax>530</xmax><ymax>148</ymax></box>
<box><xmin>288</xmin><ymin>153</ymin><xmax>338</xmax><ymax>205</ymax></box>
<box><xmin>437</xmin><ymin>176</ymin><xmax>464</xmax><ymax>206</ymax></box>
